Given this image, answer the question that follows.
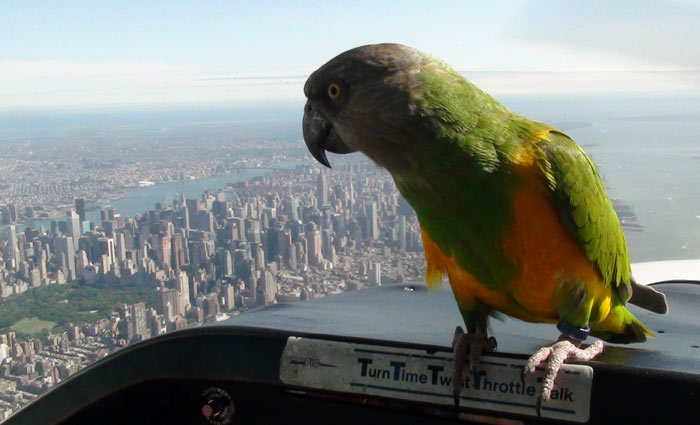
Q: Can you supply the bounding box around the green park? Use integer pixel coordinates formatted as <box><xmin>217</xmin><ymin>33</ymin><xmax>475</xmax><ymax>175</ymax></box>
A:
<box><xmin>0</xmin><ymin>283</ymin><xmax>153</xmax><ymax>337</ymax></box>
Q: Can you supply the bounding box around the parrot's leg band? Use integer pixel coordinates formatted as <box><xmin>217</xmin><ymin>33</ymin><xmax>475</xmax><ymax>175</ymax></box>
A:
<box><xmin>556</xmin><ymin>321</ymin><xmax>590</xmax><ymax>341</ymax></box>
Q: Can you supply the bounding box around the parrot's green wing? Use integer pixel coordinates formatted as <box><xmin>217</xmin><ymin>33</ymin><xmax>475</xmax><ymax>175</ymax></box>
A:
<box><xmin>538</xmin><ymin>130</ymin><xmax>632</xmax><ymax>301</ymax></box>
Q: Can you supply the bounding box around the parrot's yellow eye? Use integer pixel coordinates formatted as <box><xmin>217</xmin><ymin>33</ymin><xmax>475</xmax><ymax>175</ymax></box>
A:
<box><xmin>327</xmin><ymin>83</ymin><xmax>341</xmax><ymax>100</ymax></box>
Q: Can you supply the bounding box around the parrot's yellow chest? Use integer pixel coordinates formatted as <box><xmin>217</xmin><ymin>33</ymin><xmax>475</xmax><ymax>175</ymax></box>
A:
<box><xmin>421</xmin><ymin>163</ymin><xmax>611</xmax><ymax>323</ymax></box>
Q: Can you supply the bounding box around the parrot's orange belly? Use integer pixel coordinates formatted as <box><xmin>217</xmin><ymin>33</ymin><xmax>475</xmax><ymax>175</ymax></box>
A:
<box><xmin>422</xmin><ymin>164</ymin><xmax>610</xmax><ymax>323</ymax></box>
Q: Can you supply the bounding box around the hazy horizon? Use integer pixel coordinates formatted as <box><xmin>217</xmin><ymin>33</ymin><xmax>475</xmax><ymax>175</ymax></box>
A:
<box><xmin>2</xmin><ymin>92</ymin><xmax>699</xmax><ymax>139</ymax></box>
<box><xmin>2</xmin><ymin>0</ymin><xmax>699</xmax><ymax>110</ymax></box>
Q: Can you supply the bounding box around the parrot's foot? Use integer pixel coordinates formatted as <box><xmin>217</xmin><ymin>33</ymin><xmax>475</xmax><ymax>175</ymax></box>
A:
<box><xmin>452</xmin><ymin>326</ymin><xmax>497</xmax><ymax>407</ymax></box>
<box><xmin>523</xmin><ymin>337</ymin><xmax>604</xmax><ymax>415</ymax></box>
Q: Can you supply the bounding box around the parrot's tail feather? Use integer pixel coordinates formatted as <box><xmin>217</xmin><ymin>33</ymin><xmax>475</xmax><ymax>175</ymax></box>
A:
<box><xmin>425</xmin><ymin>265</ymin><xmax>444</xmax><ymax>291</ymax></box>
<box><xmin>590</xmin><ymin>302</ymin><xmax>654</xmax><ymax>344</ymax></box>
<box><xmin>628</xmin><ymin>280</ymin><xmax>668</xmax><ymax>314</ymax></box>
<box><xmin>421</xmin><ymin>226</ymin><xmax>448</xmax><ymax>291</ymax></box>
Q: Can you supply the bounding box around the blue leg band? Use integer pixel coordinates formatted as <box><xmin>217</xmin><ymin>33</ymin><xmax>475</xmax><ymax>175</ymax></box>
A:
<box><xmin>557</xmin><ymin>321</ymin><xmax>590</xmax><ymax>341</ymax></box>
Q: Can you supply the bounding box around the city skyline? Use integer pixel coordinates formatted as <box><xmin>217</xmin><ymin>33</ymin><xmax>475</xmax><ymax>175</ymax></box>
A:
<box><xmin>0</xmin><ymin>160</ymin><xmax>428</xmax><ymax>418</ymax></box>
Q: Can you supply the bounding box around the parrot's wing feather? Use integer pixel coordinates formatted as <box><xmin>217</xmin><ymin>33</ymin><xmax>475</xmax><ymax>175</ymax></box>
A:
<box><xmin>538</xmin><ymin>130</ymin><xmax>632</xmax><ymax>300</ymax></box>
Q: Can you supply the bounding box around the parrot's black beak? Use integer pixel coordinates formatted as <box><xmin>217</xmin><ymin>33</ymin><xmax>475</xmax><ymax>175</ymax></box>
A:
<box><xmin>303</xmin><ymin>102</ymin><xmax>355</xmax><ymax>168</ymax></box>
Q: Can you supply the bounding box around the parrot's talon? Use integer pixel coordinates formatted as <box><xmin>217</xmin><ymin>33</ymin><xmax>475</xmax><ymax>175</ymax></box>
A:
<box><xmin>525</xmin><ymin>338</ymin><xmax>604</xmax><ymax>413</ymax></box>
<box><xmin>451</xmin><ymin>326</ymin><xmax>465</xmax><ymax>348</ymax></box>
<box><xmin>451</xmin><ymin>330</ymin><xmax>496</xmax><ymax>407</ymax></box>
<box><xmin>535</xmin><ymin>395</ymin><xmax>543</xmax><ymax>417</ymax></box>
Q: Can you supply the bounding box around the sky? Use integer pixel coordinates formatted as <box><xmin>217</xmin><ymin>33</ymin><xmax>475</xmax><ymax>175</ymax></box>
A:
<box><xmin>1</xmin><ymin>0</ymin><xmax>699</xmax><ymax>111</ymax></box>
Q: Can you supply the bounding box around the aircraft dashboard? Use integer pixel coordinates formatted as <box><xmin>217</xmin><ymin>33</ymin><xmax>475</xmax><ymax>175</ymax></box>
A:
<box><xmin>4</xmin><ymin>281</ymin><xmax>699</xmax><ymax>425</ymax></box>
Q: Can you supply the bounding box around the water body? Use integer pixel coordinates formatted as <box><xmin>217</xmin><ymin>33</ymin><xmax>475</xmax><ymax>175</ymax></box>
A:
<box><xmin>501</xmin><ymin>94</ymin><xmax>700</xmax><ymax>263</ymax></box>
<box><xmin>15</xmin><ymin>162</ymin><xmax>297</xmax><ymax>232</ymax></box>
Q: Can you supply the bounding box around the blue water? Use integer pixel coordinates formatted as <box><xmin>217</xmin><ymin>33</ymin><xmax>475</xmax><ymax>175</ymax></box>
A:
<box><xmin>500</xmin><ymin>94</ymin><xmax>700</xmax><ymax>262</ymax></box>
<box><xmin>13</xmin><ymin>162</ymin><xmax>297</xmax><ymax>231</ymax></box>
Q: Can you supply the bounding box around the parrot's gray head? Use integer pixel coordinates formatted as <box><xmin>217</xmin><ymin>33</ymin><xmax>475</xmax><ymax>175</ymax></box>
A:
<box><xmin>303</xmin><ymin>43</ymin><xmax>424</xmax><ymax>170</ymax></box>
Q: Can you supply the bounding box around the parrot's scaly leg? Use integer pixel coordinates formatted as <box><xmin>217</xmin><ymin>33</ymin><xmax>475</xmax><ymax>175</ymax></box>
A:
<box><xmin>523</xmin><ymin>335</ymin><xmax>603</xmax><ymax>415</ymax></box>
<box><xmin>451</xmin><ymin>326</ymin><xmax>497</xmax><ymax>406</ymax></box>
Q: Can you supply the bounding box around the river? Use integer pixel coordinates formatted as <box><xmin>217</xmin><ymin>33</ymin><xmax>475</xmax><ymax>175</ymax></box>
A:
<box><xmin>10</xmin><ymin>161</ymin><xmax>297</xmax><ymax>232</ymax></box>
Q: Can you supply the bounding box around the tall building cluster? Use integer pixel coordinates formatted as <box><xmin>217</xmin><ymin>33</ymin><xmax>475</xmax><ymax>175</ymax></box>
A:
<box><xmin>1</xmin><ymin>162</ymin><xmax>427</xmax><ymax>326</ymax></box>
<box><xmin>1</xmin><ymin>164</ymin><xmax>425</xmax><ymax>316</ymax></box>
<box><xmin>0</xmin><ymin>163</ymin><xmax>428</xmax><ymax>416</ymax></box>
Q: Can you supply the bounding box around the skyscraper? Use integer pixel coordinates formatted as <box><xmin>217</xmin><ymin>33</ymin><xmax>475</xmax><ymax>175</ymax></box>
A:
<box><xmin>277</xmin><ymin>229</ymin><xmax>291</xmax><ymax>263</ymax></box>
<box><xmin>222</xmin><ymin>284</ymin><xmax>235</xmax><ymax>310</ymax></box>
<box><xmin>186</xmin><ymin>199</ymin><xmax>200</xmax><ymax>223</ymax></box>
<box><xmin>321</xmin><ymin>229</ymin><xmax>333</xmax><ymax>262</ymax></box>
<box><xmin>251</xmin><ymin>243</ymin><xmax>265</xmax><ymax>270</ymax></box>
<box><xmin>55</xmin><ymin>236</ymin><xmax>76</xmax><ymax>281</ymax></box>
<box><xmin>155</xmin><ymin>286</ymin><xmax>180</xmax><ymax>320</ymax></box>
<box><xmin>316</xmin><ymin>172</ymin><xmax>329</xmax><ymax>207</ymax></box>
<box><xmin>183</xmin><ymin>203</ymin><xmax>191</xmax><ymax>236</ymax></box>
<box><xmin>131</xmin><ymin>302</ymin><xmax>148</xmax><ymax>339</ymax></box>
<box><xmin>74</xmin><ymin>199</ymin><xmax>86</xmax><ymax>223</ymax></box>
<box><xmin>279</xmin><ymin>241</ymin><xmax>292</xmax><ymax>269</ymax></box>
<box><xmin>245</xmin><ymin>219</ymin><xmax>261</xmax><ymax>243</ymax></box>
<box><xmin>217</xmin><ymin>249</ymin><xmax>233</xmax><ymax>277</ymax></box>
<box><xmin>176</xmin><ymin>271</ymin><xmax>191</xmax><ymax>310</ymax></box>
<box><xmin>286</xmin><ymin>196</ymin><xmax>299</xmax><ymax>221</ymax></box>
<box><xmin>369</xmin><ymin>262</ymin><xmax>382</xmax><ymax>286</ymax></box>
<box><xmin>398</xmin><ymin>215</ymin><xmax>407</xmax><ymax>252</ymax></box>
<box><xmin>195</xmin><ymin>210</ymin><xmax>215</xmax><ymax>233</ymax></box>
<box><xmin>171</xmin><ymin>233</ymin><xmax>186</xmax><ymax>271</ymax></box>
<box><xmin>307</xmin><ymin>229</ymin><xmax>323</xmax><ymax>266</ymax></box>
<box><xmin>66</xmin><ymin>210</ymin><xmax>81</xmax><ymax>251</ymax></box>
<box><xmin>232</xmin><ymin>217</ymin><xmax>246</xmax><ymax>241</ymax></box>
<box><xmin>257</xmin><ymin>270</ymin><xmax>277</xmax><ymax>306</ymax></box>
<box><xmin>367</xmin><ymin>202</ymin><xmax>380</xmax><ymax>240</ymax></box>
<box><xmin>1</xmin><ymin>206</ymin><xmax>11</xmax><ymax>225</ymax></box>
<box><xmin>202</xmin><ymin>293</ymin><xmax>220</xmax><ymax>318</ymax></box>
<box><xmin>155</xmin><ymin>233</ymin><xmax>171</xmax><ymax>268</ymax></box>
<box><xmin>76</xmin><ymin>250</ymin><xmax>88</xmax><ymax>278</ymax></box>
<box><xmin>102</xmin><ymin>220</ymin><xmax>116</xmax><ymax>238</ymax></box>
<box><xmin>4</xmin><ymin>225</ymin><xmax>19</xmax><ymax>268</ymax></box>
<box><xmin>8</xmin><ymin>204</ymin><xmax>18</xmax><ymax>223</ymax></box>
<box><xmin>115</xmin><ymin>232</ymin><xmax>127</xmax><ymax>263</ymax></box>
<box><xmin>97</xmin><ymin>237</ymin><xmax>116</xmax><ymax>269</ymax></box>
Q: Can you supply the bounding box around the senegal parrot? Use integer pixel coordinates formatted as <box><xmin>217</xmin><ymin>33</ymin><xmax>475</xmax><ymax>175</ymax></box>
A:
<box><xmin>301</xmin><ymin>44</ymin><xmax>668</xmax><ymax>410</ymax></box>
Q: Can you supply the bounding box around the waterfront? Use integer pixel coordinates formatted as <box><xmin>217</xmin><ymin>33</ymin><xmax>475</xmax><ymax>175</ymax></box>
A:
<box><xmin>9</xmin><ymin>161</ymin><xmax>298</xmax><ymax>233</ymax></box>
